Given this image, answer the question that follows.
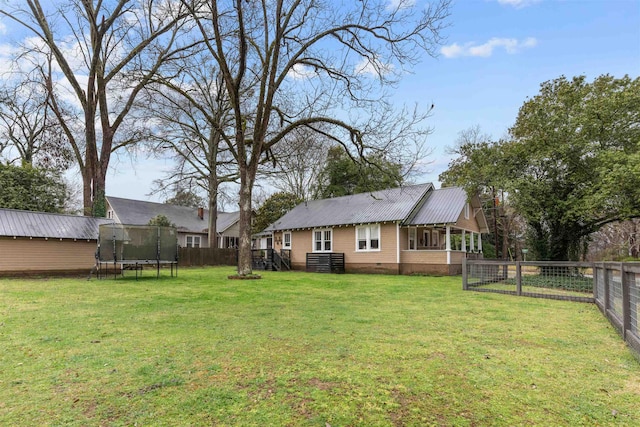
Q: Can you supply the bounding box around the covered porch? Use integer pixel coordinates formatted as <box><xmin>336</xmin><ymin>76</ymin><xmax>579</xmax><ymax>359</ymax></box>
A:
<box><xmin>400</xmin><ymin>225</ymin><xmax>483</xmax><ymax>275</ymax></box>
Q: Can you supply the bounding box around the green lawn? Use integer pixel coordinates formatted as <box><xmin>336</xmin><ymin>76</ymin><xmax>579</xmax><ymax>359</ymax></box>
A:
<box><xmin>1</xmin><ymin>267</ymin><xmax>638</xmax><ymax>426</ymax></box>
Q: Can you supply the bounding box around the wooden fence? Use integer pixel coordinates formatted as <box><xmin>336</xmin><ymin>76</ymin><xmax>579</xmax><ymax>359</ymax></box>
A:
<box><xmin>306</xmin><ymin>253</ymin><xmax>345</xmax><ymax>273</ymax></box>
<box><xmin>178</xmin><ymin>247</ymin><xmax>236</xmax><ymax>267</ymax></box>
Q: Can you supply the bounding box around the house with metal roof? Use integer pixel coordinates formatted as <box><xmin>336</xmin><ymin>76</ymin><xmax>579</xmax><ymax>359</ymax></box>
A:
<box><xmin>0</xmin><ymin>208</ymin><xmax>113</xmax><ymax>275</ymax></box>
<box><xmin>263</xmin><ymin>183</ymin><xmax>489</xmax><ymax>275</ymax></box>
<box><xmin>105</xmin><ymin>196</ymin><xmax>240</xmax><ymax>249</ymax></box>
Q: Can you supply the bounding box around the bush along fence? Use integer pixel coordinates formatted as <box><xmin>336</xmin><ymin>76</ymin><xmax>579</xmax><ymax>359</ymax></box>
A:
<box><xmin>463</xmin><ymin>259</ymin><xmax>640</xmax><ymax>362</ymax></box>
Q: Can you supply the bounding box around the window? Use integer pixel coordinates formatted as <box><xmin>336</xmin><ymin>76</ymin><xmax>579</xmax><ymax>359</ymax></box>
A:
<box><xmin>356</xmin><ymin>225</ymin><xmax>380</xmax><ymax>251</ymax></box>
<box><xmin>423</xmin><ymin>231</ymin><xmax>430</xmax><ymax>247</ymax></box>
<box><xmin>464</xmin><ymin>203</ymin><xmax>470</xmax><ymax>219</ymax></box>
<box><xmin>432</xmin><ymin>230</ymin><xmax>439</xmax><ymax>248</ymax></box>
<box><xmin>408</xmin><ymin>227</ymin><xmax>416</xmax><ymax>250</ymax></box>
<box><xmin>186</xmin><ymin>235</ymin><xmax>201</xmax><ymax>248</ymax></box>
<box><xmin>224</xmin><ymin>236</ymin><xmax>239</xmax><ymax>248</ymax></box>
<box><xmin>313</xmin><ymin>229</ymin><xmax>332</xmax><ymax>252</ymax></box>
<box><xmin>283</xmin><ymin>232</ymin><xmax>291</xmax><ymax>249</ymax></box>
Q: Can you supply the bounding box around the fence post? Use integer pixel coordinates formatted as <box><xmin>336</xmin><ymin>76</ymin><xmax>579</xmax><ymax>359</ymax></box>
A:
<box><xmin>516</xmin><ymin>261</ymin><xmax>522</xmax><ymax>296</ymax></box>
<box><xmin>603</xmin><ymin>264</ymin><xmax>610</xmax><ymax>312</ymax></box>
<box><xmin>462</xmin><ymin>257</ymin><xmax>468</xmax><ymax>290</ymax></box>
<box><xmin>591</xmin><ymin>262</ymin><xmax>596</xmax><ymax>300</ymax></box>
<box><xmin>621</xmin><ymin>262</ymin><xmax>630</xmax><ymax>341</ymax></box>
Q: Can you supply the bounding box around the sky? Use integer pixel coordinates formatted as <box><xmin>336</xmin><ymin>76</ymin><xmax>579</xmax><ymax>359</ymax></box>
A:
<box><xmin>1</xmin><ymin>0</ymin><xmax>640</xmax><ymax>206</ymax></box>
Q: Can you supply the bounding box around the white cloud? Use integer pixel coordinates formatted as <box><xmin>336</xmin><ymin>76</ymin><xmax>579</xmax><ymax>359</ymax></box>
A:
<box><xmin>287</xmin><ymin>63</ymin><xmax>316</xmax><ymax>80</ymax></box>
<box><xmin>354</xmin><ymin>56</ymin><xmax>394</xmax><ymax>77</ymax></box>
<box><xmin>496</xmin><ymin>0</ymin><xmax>541</xmax><ymax>8</ymax></box>
<box><xmin>441</xmin><ymin>37</ymin><xmax>537</xmax><ymax>58</ymax></box>
<box><xmin>387</xmin><ymin>0</ymin><xmax>416</xmax><ymax>10</ymax></box>
<box><xmin>0</xmin><ymin>20</ymin><xmax>7</xmax><ymax>35</ymax></box>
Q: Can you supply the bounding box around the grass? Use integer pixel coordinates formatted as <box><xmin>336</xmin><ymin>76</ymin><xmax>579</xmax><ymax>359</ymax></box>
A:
<box><xmin>1</xmin><ymin>267</ymin><xmax>639</xmax><ymax>426</ymax></box>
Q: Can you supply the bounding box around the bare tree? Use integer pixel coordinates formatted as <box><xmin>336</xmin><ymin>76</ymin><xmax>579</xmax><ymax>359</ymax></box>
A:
<box><xmin>263</xmin><ymin>126</ymin><xmax>330</xmax><ymax>201</ymax></box>
<box><xmin>0</xmin><ymin>0</ymin><xmax>189</xmax><ymax>216</ymax></box>
<box><xmin>184</xmin><ymin>0</ymin><xmax>450</xmax><ymax>276</ymax></box>
<box><xmin>143</xmin><ymin>52</ymin><xmax>239</xmax><ymax>248</ymax></box>
<box><xmin>0</xmin><ymin>54</ymin><xmax>71</xmax><ymax>170</ymax></box>
<box><xmin>589</xmin><ymin>219</ymin><xmax>640</xmax><ymax>260</ymax></box>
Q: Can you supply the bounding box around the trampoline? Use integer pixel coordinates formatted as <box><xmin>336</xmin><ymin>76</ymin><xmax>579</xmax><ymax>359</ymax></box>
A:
<box><xmin>97</xmin><ymin>223</ymin><xmax>178</xmax><ymax>279</ymax></box>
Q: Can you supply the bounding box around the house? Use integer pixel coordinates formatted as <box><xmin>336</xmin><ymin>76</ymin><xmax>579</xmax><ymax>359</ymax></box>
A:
<box><xmin>105</xmin><ymin>196</ymin><xmax>240</xmax><ymax>249</ymax></box>
<box><xmin>0</xmin><ymin>208</ymin><xmax>113</xmax><ymax>275</ymax></box>
<box><xmin>263</xmin><ymin>183</ymin><xmax>489</xmax><ymax>275</ymax></box>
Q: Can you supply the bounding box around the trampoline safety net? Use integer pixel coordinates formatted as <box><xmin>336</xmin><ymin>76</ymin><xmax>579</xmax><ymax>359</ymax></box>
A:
<box><xmin>97</xmin><ymin>223</ymin><xmax>178</xmax><ymax>278</ymax></box>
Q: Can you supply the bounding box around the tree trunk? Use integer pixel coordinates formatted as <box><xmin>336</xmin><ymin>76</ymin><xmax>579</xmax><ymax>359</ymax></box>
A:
<box><xmin>208</xmin><ymin>175</ymin><xmax>218</xmax><ymax>248</ymax></box>
<box><xmin>237</xmin><ymin>163</ymin><xmax>255</xmax><ymax>275</ymax></box>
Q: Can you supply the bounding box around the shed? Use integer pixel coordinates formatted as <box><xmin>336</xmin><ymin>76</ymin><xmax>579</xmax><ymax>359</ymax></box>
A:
<box><xmin>0</xmin><ymin>208</ymin><xmax>113</xmax><ymax>276</ymax></box>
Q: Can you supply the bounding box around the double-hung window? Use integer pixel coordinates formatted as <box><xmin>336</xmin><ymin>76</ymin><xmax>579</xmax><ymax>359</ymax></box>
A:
<box><xmin>408</xmin><ymin>227</ymin><xmax>416</xmax><ymax>250</ymax></box>
<box><xmin>186</xmin><ymin>235</ymin><xmax>201</xmax><ymax>248</ymax></box>
<box><xmin>313</xmin><ymin>229</ymin><xmax>332</xmax><ymax>252</ymax></box>
<box><xmin>356</xmin><ymin>225</ymin><xmax>380</xmax><ymax>251</ymax></box>
<box><xmin>283</xmin><ymin>232</ymin><xmax>292</xmax><ymax>249</ymax></box>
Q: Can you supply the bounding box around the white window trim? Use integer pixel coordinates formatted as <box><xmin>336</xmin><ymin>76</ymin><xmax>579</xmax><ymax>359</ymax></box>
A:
<box><xmin>423</xmin><ymin>230</ymin><xmax>430</xmax><ymax>247</ymax></box>
<box><xmin>283</xmin><ymin>231</ymin><xmax>292</xmax><ymax>249</ymax></box>
<box><xmin>312</xmin><ymin>228</ymin><xmax>333</xmax><ymax>253</ymax></box>
<box><xmin>408</xmin><ymin>227</ymin><xmax>417</xmax><ymax>250</ymax></box>
<box><xmin>464</xmin><ymin>203</ymin><xmax>470</xmax><ymax>220</ymax></box>
<box><xmin>355</xmin><ymin>224</ymin><xmax>381</xmax><ymax>252</ymax></box>
<box><xmin>186</xmin><ymin>235</ymin><xmax>201</xmax><ymax>248</ymax></box>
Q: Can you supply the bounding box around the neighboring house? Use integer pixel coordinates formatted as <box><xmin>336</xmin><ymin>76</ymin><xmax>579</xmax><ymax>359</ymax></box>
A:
<box><xmin>264</xmin><ymin>183</ymin><xmax>489</xmax><ymax>275</ymax></box>
<box><xmin>252</xmin><ymin>230</ymin><xmax>273</xmax><ymax>250</ymax></box>
<box><xmin>105</xmin><ymin>196</ymin><xmax>240</xmax><ymax>248</ymax></box>
<box><xmin>0</xmin><ymin>208</ymin><xmax>112</xmax><ymax>275</ymax></box>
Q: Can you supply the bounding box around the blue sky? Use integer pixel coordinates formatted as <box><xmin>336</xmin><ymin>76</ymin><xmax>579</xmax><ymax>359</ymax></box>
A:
<box><xmin>2</xmin><ymin>0</ymin><xmax>639</xmax><ymax>204</ymax></box>
<box><xmin>108</xmin><ymin>0</ymin><xmax>640</xmax><ymax>202</ymax></box>
<box><xmin>392</xmin><ymin>0</ymin><xmax>640</xmax><ymax>184</ymax></box>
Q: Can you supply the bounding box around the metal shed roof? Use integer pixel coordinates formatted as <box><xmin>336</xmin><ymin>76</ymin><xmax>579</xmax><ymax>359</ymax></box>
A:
<box><xmin>106</xmin><ymin>196</ymin><xmax>239</xmax><ymax>234</ymax></box>
<box><xmin>405</xmin><ymin>186</ymin><xmax>468</xmax><ymax>226</ymax></box>
<box><xmin>265</xmin><ymin>183</ymin><xmax>433</xmax><ymax>231</ymax></box>
<box><xmin>0</xmin><ymin>208</ymin><xmax>113</xmax><ymax>240</ymax></box>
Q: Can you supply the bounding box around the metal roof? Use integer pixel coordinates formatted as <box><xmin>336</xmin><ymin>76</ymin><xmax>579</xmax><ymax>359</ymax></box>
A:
<box><xmin>0</xmin><ymin>208</ymin><xmax>113</xmax><ymax>240</ymax></box>
<box><xmin>106</xmin><ymin>196</ymin><xmax>239</xmax><ymax>234</ymax></box>
<box><xmin>265</xmin><ymin>183</ymin><xmax>433</xmax><ymax>231</ymax></box>
<box><xmin>405</xmin><ymin>186</ymin><xmax>468</xmax><ymax>226</ymax></box>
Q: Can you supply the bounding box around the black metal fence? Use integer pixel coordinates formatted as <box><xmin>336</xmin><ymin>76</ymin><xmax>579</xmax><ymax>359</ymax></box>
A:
<box><xmin>463</xmin><ymin>259</ymin><xmax>640</xmax><ymax>361</ymax></box>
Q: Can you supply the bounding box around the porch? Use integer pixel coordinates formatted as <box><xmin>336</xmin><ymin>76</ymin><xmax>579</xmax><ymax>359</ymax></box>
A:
<box><xmin>405</xmin><ymin>225</ymin><xmax>483</xmax><ymax>254</ymax></box>
<box><xmin>251</xmin><ymin>249</ymin><xmax>291</xmax><ymax>271</ymax></box>
<box><xmin>400</xmin><ymin>225</ymin><xmax>483</xmax><ymax>275</ymax></box>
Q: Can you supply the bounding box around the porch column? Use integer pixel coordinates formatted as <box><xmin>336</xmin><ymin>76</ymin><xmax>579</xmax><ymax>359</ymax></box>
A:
<box><xmin>478</xmin><ymin>234</ymin><xmax>483</xmax><ymax>252</ymax></box>
<box><xmin>396</xmin><ymin>223</ymin><xmax>400</xmax><ymax>264</ymax></box>
<box><xmin>461</xmin><ymin>230</ymin><xmax>466</xmax><ymax>252</ymax></box>
<box><xmin>470</xmin><ymin>232</ymin><xmax>475</xmax><ymax>252</ymax></box>
<box><xmin>446</xmin><ymin>226</ymin><xmax>451</xmax><ymax>265</ymax></box>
